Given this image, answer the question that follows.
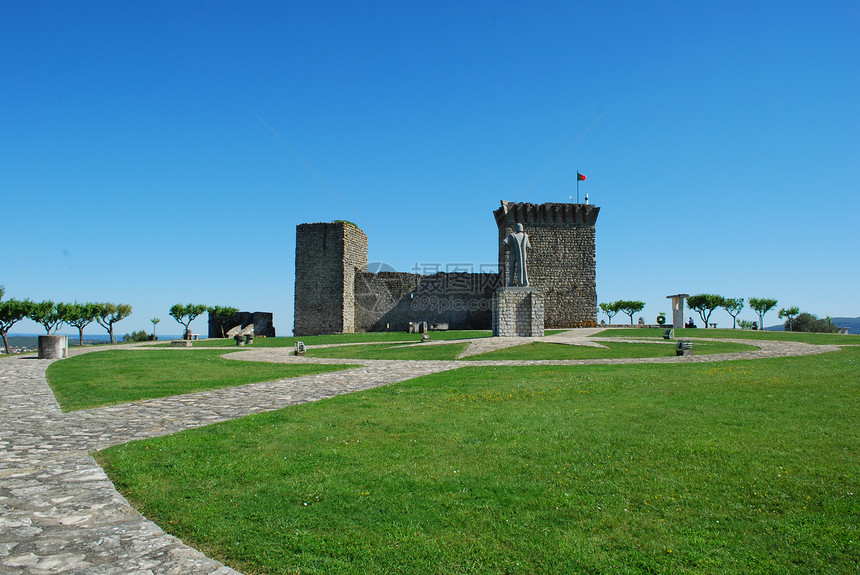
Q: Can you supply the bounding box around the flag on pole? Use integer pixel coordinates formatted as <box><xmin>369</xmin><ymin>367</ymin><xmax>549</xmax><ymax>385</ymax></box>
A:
<box><xmin>577</xmin><ymin>172</ymin><xmax>587</xmax><ymax>181</ymax></box>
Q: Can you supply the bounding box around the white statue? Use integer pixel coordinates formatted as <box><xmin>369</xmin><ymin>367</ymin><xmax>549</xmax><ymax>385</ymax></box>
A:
<box><xmin>501</xmin><ymin>223</ymin><xmax>530</xmax><ymax>286</ymax></box>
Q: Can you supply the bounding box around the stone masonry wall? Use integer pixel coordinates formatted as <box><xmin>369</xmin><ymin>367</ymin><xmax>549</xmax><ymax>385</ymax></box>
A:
<box><xmin>342</xmin><ymin>223</ymin><xmax>368</xmax><ymax>333</ymax></box>
<box><xmin>494</xmin><ymin>201</ymin><xmax>599</xmax><ymax>327</ymax></box>
<box><xmin>208</xmin><ymin>312</ymin><xmax>276</xmax><ymax>339</ymax></box>
<box><xmin>354</xmin><ymin>271</ymin><xmax>501</xmax><ymax>332</ymax></box>
<box><xmin>294</xmin><ymin>222</ymin><xmax>368</xmax><ymax>336</ymax></box>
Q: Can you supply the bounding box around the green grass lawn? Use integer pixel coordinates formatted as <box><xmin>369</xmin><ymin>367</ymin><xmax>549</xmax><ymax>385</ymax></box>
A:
<box><xmin>97</xmin><ymin>346</ymin><xmax>859</xmax><ymax>574</ymax></box>
<box><xmin>308</xmin><ymin>342</ymin><xmax>469</xmax><ymax>361</ymax></box>
<box><xmin>169</xmin><ymin>330</ymin><xmax>494</xmax><ymax>348</ymax></box>
<box><xmin>303</xmin><ymin>340</ymin><xmax>756</xmax><ymax>361</ymax></box>
<box><xmin>46</xmin><ymin>350</ymin><xmax>356</xmax><ymax>411</ymax></box>
<box><xmin>595</xmin><ymin>327</ymin><xmax>860</xmax><ymax>345</ymax></box>
<box><xmin>465</xmin><ymin>340</ymin><xmax>758</xmax><ymax>360</ymax></box>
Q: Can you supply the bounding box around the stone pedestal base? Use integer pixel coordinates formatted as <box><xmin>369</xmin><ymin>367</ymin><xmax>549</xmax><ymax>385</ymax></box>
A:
<box><xmin>492</xmin><ymin>287</ymin><xmax>544</xmax><ymax>337</ymax></box>
<box><xmin>38</xmin><ymin>335</ymin><xmax>68</xmax><ymax>359</ymax></box>
<box><xmin>171</xmin><ymin>340</ymin><xmax>193</xmax><ymax>347</ymax></box>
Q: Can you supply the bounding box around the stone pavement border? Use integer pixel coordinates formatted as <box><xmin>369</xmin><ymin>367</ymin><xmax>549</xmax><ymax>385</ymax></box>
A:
<box><xmin>0</xmin><ymin>330</ymin><xmax>842</xmax><ymax>574</ymax></box>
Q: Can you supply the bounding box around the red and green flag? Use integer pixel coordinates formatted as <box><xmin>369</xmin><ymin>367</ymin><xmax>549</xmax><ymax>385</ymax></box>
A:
<box><xmin>577</xmin><ymin>172</ymin><xmax>587</xmax><ymax>181</ymax></box>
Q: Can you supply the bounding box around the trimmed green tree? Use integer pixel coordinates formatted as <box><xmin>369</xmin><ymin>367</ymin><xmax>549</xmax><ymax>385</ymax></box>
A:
<box><xmin>123</xmin><ymin>330</ymin><xmax>151</xmax><ymax>342</ymax></box>
<box><xmin>96</xmin><ymin>303</ymin><xmax>133</xmax><ymax>343</ymax></box>
<box><xmin>789</xmin><ymin>312</ymin><xmax>837</xmax><ymax>333</ymax></box>
<box><xmin>722</xmin><ymin>297</ymin><xmax>745</xmax><ymax>329</ymax></box>
<box><xmin>170</xmin><ymin>303</ymin><xmax>208</xmax><ymax>339</ymax></box>
<box><xmin>208</xmin><ymin>306</ymin><xmax>240</xmax><ymax>338</ymax></box>
<box><xmin>685</xmin><ymin>294</ymin><xmax>726</xmax><ymax>328</ymax></box>
<box><xmin>59</xmin><ymin>302</ymin><xmax>100</xmax><ymax>346</ymax></box>
<box><xmin>30</xmin><ymin>300</ymin><xmax>64</xmax><ymax>334</ymax></box>
<box><xmin>599</xmin><ymin>302</ymin><xmax>620</xmax><ymax>325</ymax></box>
<box><xmin>0</xmin><ymin>298</ymin><xmax>33</xmax><ymax>354</ymax></box>
<box><xmin>749</xmin><ymin>297</ymin><xmax>778</xmax><ymax>330</ymax></box>
<box><xmin>617</xmin><ymin>300</ymin><xmax>645</xmax><ymax>326</ymax></box>
<box><xmin>151</xmin><ymin>318</ymin><xmax>160</xmax><ymax>340</ymax></box>
<box><xmin>779</xmin><ymin>306</ymin><xmax>800</xmax><ymax>331</ymax></box>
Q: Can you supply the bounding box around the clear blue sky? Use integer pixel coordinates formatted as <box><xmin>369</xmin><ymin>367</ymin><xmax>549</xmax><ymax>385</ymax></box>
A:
<box><xmin>2</xmin><ymin>0</ymin><xmax>858</xmax><ymax>336</ymax></box>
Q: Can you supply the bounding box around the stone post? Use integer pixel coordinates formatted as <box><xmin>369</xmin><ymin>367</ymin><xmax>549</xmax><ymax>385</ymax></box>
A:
<box><xmin>38</xmin><ymin>335</ymin><xmax>68</xmax><ymax>359</ymax></box>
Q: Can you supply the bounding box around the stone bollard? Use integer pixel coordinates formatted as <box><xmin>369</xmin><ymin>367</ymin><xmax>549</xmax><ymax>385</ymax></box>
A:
<box><xmin>38</xmin><ymin>335</ymin><xmax>68</xmax><ymax>359</ymax></box>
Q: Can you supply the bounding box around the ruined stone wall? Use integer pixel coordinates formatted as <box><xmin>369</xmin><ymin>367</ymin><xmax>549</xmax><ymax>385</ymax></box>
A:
<box><xmin>341</xmin><ymin>223</ymin><xmax>368</xmax><ymax>333</ymax></box>
<box><xmin>293</xmin><ymin>222</ymin><xmax>368</xmax><ymax>336</ymax></box>
<box><xmin>208</xmin><ymin>312</ymin><xmax>276</xmax><ymax>339</ymax></box>
<box><xmin>494</xmin><ymin>201</ymin><xmax>599</xmax><ymax>327</ymax></box>
<box><xmin>353</xmin><ymin>271</ymin><xmax>500</xmax><ymax>332</ymax></box>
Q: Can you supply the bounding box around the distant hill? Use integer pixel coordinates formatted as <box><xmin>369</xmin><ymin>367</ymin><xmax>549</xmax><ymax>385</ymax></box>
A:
<box><xmin>766</xmin><ymin>316</ymin><xmax>858</xmax><ymax>333</ymax></box>
<box><xmin>832</xmin><ymin>317</ymin><xmax>860</xmax><ymax>333</ymax></box>
<box><xmin>2</xmin><ymin>335</ymin><xmax>108</xmax><ymax>352</ymax></box>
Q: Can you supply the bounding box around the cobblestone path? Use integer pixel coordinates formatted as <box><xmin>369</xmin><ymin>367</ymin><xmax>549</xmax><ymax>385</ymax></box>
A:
<box><xmin>0</xmin><ymin>332</ymin><xmax>840</xmax><ymax>574</ymax></box>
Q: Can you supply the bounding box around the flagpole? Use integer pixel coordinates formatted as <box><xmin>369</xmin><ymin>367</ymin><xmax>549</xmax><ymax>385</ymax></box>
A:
<box><xmin>576</xmin><ymin>171</ymin><xmax>579</xmax><ymax>203</ymax></box>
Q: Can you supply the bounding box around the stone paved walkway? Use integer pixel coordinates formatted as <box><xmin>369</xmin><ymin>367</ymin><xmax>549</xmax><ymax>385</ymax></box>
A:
<box><xmin>0</xmin><ymin>331</ymin><xmax>841</xmax><ymax>574</ymax></box>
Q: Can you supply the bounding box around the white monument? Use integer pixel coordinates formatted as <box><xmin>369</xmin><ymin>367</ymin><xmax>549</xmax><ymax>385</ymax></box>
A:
<box><xmin>666</xmin><ymin>294</ymin><xmax>689</xmax><ymax>329</ymax></box>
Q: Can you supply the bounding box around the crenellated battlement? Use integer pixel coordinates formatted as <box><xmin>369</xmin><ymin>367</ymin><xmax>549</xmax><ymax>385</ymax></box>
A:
<box><xmin>494</xmin><ymin>200</ymin><xmax>599</xmax><ymax>227</ymax></box>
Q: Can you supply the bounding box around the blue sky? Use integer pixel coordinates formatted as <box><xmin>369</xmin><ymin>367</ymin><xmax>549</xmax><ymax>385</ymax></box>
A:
<box><xmin>2</xmin><ymin>0</ymin><xmax>858</xmax><ymax>336</ymax></box>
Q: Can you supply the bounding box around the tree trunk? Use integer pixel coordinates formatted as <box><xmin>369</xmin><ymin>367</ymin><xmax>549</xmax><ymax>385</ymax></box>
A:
<box><xmin>1</xmin><ymin>332</ymin><xmax>9</xmax><ymax>355</ymax></box>
<box><xmin>109</xmin><ymin>325</ymin><xmax>115</xmax><ymax>344</ymax></box>
<box><xmin>78</xmin><ymin>327</ymin><xmax>85</xmax><ymax>346</ymax></box>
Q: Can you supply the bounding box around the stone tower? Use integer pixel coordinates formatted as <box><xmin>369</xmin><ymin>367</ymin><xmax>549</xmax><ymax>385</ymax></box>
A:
<box><xmin>294</xmin><ymin>222</ymin><xmax>368</xmax><ymax>336</ymax></box>
<box><xmin>493</xmin><ymin>201</ymin><xmax>599</xmax><ymax>327</ymax></box>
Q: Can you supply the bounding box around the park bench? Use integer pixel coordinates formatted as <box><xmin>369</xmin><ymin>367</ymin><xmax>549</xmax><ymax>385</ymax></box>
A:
<box><xmin>663</xmin><ymin>329</ymin><xmax>674</xmax><ymax>340</ymax></box>
<box><xmin>676</xmin><ymin>341</ymin><xmax>694</xmax><ymax>356</ymax></box>
<box><xmin>295</xmin><ymin>341</ymin><xmax>306</xmax><ymax>356</ymax></box>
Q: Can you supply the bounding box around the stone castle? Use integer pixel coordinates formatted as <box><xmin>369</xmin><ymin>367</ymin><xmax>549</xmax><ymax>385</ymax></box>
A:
<box><xmin>294</xmin><ymin>200</ymin><xmax>599</xmax><ymax>336</ymax></box>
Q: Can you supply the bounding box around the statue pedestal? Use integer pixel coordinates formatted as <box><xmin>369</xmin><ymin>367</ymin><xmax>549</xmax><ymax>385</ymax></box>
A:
<box><xmin>492</xmin><ymin>287</ymin><xmax>544</xmax><ymax>337</ymax></box>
